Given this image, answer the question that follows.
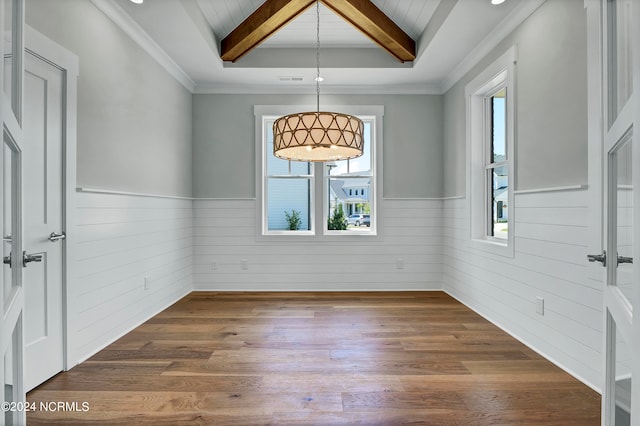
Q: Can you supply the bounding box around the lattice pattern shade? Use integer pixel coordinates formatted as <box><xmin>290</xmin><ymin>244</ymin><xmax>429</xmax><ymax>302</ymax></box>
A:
<box><xmin>273</xmin><ymin>111</ymin><xmax>364</xmax><ymax>162</ymax></box>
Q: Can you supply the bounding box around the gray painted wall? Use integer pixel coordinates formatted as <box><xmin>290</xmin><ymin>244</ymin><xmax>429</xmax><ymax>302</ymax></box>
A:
<box><xmin>443</xmin><ymin>0</ymin><xmax>588</xmax><ymax>196</ymax></box>
<box><xmin>192</xmin><ymin>94</ymin><xmax>443</xmax><ymax>199</ymax></box>
<box><xmin>26</xmin><ymin>0</ymin><xmax>193</xmax><ymax>197</ymax></box>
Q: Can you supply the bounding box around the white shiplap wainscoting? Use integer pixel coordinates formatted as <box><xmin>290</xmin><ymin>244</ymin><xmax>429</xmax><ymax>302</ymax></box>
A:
<box><xmin>193</xmin><ymin>199</ymin><xmax>443</xmax><ymax>291</ymax></box>
<box><xmin>442</xmin><ymin>188</ymin><xmax>602</xmax><ymax>390</ymax></box>
<box><xmin>68</xmin><ymin>190</ymin><xmax>193</xmax><ymax>365</ymax></box>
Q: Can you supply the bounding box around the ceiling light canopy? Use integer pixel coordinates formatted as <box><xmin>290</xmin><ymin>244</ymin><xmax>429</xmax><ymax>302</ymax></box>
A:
<box><xmin>491</xmin><ymin>0</ymin><xmax>506</xmax><ymax>4</ymax></box>
<box><xmin>273</xmin><ymin>0</ymin><xmax>364</xmax><ymax>162</ymax></box>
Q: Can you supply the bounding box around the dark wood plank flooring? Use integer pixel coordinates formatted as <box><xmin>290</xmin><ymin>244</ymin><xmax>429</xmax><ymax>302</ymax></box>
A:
<box><xmin>27</xmin><ymin>291</ymin><xmax>601</xmax><ymax>425</ymax></box>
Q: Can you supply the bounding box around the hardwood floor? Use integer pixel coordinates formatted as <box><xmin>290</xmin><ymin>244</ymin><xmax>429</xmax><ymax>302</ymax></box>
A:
<box><xmin>27</xmin><ymin>292</ymin><xmax>600</xmax><ymax>425</ymax></box>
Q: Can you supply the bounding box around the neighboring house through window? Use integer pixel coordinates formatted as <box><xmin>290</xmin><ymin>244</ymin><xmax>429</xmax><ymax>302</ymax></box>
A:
<box><xmin>330</xmin><ymin>178</ymin><xmax>369</xmax><ymax>216</ymax></box>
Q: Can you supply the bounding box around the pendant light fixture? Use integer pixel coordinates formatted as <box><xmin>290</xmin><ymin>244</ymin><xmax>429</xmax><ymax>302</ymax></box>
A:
<box><xmin>273</xmin><ymin>0</ymin><xmax>364</xmax><ymax>162</ymax></box>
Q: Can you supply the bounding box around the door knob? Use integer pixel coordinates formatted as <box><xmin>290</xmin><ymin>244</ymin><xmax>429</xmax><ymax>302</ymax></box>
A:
<box><xmin>587</xmin><ymin>250</ymin><xmax>606</xmax><ymax>267</ymax></box>
<box><xmin>48</xmin><ymin>232</ymin><xmax>66</xmax><ymax>242</ymax></box>
<box><xmin>617</xmin><ymin>255</ymin><xmax>633</xmax><ymax>265</ymax></box>
<box><xmin>23</xmin><ymin>251</ymin><xmax>43</xmax><ymax>267</ymax></box>
<box><xmin>3</xmin><ymin>252</ymin><xmax>11</xmax><ymax>267</ymax></box>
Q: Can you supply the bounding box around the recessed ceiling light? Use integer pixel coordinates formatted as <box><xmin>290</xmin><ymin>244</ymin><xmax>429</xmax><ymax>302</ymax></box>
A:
<box><xmin>491</xmin><ymin>0</ymin><xmax>506</xmax><ymax>4</ymax></box>
<box><xmin>130</xmin><ymin>0</ymin><xmax>143</xmax><ymax>4</ymax></box>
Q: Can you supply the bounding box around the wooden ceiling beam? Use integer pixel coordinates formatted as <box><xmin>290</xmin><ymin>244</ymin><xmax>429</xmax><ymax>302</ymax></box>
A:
<box><xmin>320</xmin><ymin>0</ymin><xmax>416</xmax><ymax>62</ymax></box>
<box><xmin>221</xmin><ymin>0</ymin><xmax>316</xmax><ymax>62</ymax></box>
<box><xmin>220</xmin><ymin>0</ymin><xmax>416</xmax><ymax>63</ymax></box>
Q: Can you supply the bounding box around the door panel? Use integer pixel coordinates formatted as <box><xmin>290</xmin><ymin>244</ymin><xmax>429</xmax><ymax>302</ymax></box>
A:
<box><xmin>614</xmin><ymin>136</ymin><xmax>633</xmax><ymax>308</ymax></box>
<box><xmin>3</xmin><ymin>0</ymin><xmax>22</xmax><ymax>121</ymax></box>
<box><xmin>2</xmin><ymin>0</ymin><xmax>14</xmax><ymax>98</ymax></box>
<box><xmin>608</xmin><ymin>131</ymin><xmax>634</xmax><ymax>309</ymax></box>
<box><xmin>607</xmin><ymin>0</ymin><xmax>633</xmax><ymax>128</ymax></box>
<box><xmin>2</xmin><ymin>137</ymin><xmax>15</xmax><ymax>304</ymax></box>
<box><xmin>600</xmin><ymin>0</ymin><xmax>638</xmax><ymax>424</ymax></box>
<box><xmin>1</xmin><ymin>0</ymin><xmax>26</xmax><ymax>423</ymax></box>
<box><xmin>610</xmin><ymin>312</ymin><xmax>632</xmax><ymax>425</ymax></box>
<box><xmin>22</xmin><ymin>52</ymin><xmax>64</xmax><ymax>392</ymax></box>
<box><xmin>3</xmin><ymin>317</ymin><xmax>22</xmax><ymax>426</ymax></box>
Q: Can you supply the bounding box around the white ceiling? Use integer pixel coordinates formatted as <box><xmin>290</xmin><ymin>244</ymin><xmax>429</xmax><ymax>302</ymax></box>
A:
<box><xmin>104</xmin><ymin>0</ymin><xmax>545</xmax><ymax>94</ymax></box>
<box><xmin>196</xmin><ymin>0</ymin><xmax>438</xmax><ymax>48</ymax></box>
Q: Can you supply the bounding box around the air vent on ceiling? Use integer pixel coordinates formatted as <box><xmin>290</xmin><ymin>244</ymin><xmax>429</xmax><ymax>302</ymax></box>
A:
<box><xmin>279</xmin><ymin>76</ymin><xmax>304</xmax><ymax>82</ymax></box>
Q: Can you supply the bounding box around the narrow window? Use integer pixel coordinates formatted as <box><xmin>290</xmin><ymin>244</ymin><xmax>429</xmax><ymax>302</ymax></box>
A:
<box><xmin>487</xmin><ymin>89</ymin><xmax>508</xmax><ymax>240</ymax></box>
<box><xmin>466</xmin><ymin>47</ymin><xmax>515</xmax><ymax>256</ymax></box>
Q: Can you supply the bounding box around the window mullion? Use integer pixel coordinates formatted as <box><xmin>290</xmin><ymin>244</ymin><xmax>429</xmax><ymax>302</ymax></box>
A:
<box><xmin>268</xmin><ymin>175</ymin><xmax>314</xmax><ymax>179</ymax></box>
<box><xmin>485</xmin><ymin>160</ymin><xmax>508</xmax><ymax>170</ymax></box>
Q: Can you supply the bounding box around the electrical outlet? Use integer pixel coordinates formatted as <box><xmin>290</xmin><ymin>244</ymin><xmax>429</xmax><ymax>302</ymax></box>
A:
<box><xmin>536</xmin><ymin>296</ymin><xmax>544</xmax><ymax>315</ymax></box>
<box><xmin>241</xmin><ymin>259</ymin><xmax>248</xmax><ymax>270</ymax></box>
<box><xmin>396</xmin><ymin>258</ymin><xmax>405</xmax><ymax>270</ymax></box>
<box><xmin>144</xmin><ymin>276</ymin><xmax>150</xmax><ymax>291</ymax></box>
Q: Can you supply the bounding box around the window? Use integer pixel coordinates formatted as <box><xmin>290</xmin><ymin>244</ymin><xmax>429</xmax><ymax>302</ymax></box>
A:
<box><xmin>263</xmin><ymin>122</ymin><xmax>314</xmax><ymax>234</ymax></box>
<box><xmin>466</xmin><ymin>47</ymin><xmax>515</xmax><ymax>256</ymax></box>
<box><xmin>487</xmin><ymin>89</ymin><xmax>508</xmax><ymax>240</ymax></box>
<box><xmin>256</xmin><ymin>105</ymin><xmax>383</xmax><ymax>238</ymax></box>
<box><xmin>325</xmin><ymin>117</ymin><xmax>375</xmax><ymax>234</ymax></box>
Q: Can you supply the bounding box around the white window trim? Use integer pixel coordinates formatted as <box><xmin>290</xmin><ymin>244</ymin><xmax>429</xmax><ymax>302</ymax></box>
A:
<box><xmin>255</xmin><ymin>104</ymin><xmax>384</xmax><ymax>241</ymax></box>
<box><xmin>465</xmin><ymin>46</ymin><xmax>516</xmax><ymax>257</ymax></box>
<box><xmin>323</xmin><ymin>113</ymin><xmax>379</xmax><ymax>237</ymax></box>
<box><xmin>260</xmin><ymin>112</ymin><xmax>316</xmax><ymax>237</ymax></box>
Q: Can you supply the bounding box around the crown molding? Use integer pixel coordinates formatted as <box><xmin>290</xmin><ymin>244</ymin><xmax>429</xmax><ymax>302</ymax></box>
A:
<box><xmin>439</xmin><ymin>0</ymin><xmax>547</xmax><ymax>94</ymax></box>
<box><xmin>90</xmin><ymin>0</ymin><xmax>196</xmax><ymax>92</ymax></box>
<box><xmin>194</xmin><ymin>82</ymin><xmax>442</xmax><ymax>95</ymax></box>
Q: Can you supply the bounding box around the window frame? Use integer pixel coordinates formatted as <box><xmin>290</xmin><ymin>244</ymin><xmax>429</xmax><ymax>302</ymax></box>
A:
<box><xmin>255</xmin><ymin>105</ymin><xmax>383</xmax><ymax>241</ymax></box>
<box><xmin>465</xmin><ymin>47</ymin><xmax>516</xmax><ymax>257</ymax></box>
<box><xmin>261</xmin><ymin>113</ymin><xmax>315</xmax><ymax>236</ymax></box>
<box><xmin>323</xmin><ymin>114</ymin><xmax>378</xmax><ymax>237</ymax></box>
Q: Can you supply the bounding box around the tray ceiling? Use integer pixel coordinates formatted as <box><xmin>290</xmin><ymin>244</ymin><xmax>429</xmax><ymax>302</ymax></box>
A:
<box><xmin>104</xmin><ymin>0</ymin><xmax>545</xmax><ymax>93</ymax></box>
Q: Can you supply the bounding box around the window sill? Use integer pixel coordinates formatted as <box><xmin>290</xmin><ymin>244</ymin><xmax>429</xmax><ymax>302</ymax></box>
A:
<box><xmin>257</xmin><ymin>229</ymin><xmax>382</xmax><ymax>242</ymax></box>
<box><xmin>323</xmin><ymin>230</ymin><xmax>380</xmax><ymax>241</ymax></box>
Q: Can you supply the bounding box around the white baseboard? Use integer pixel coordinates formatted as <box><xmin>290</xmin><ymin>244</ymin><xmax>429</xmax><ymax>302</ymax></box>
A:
<box><xmin>191</xmin><ymin>288</ymin><xmax>444</xmax><ymax>292</ymax></box>
<box><xmin>443</xmin><ymin>289</ymin><xmax>602</xmax><ymax>394</ymax></box>
<box><xmin>70</xmin><ymin>287</ymin><xmax>191</xmax><ymax>367</ymax></box>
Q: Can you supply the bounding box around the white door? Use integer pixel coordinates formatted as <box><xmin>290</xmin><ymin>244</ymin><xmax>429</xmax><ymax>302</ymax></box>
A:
<box><xmin>1</xmin><ymin>0</ymin><xmax>26</xmax><ymax>424</ymax></box>
<box><xmin>592</xmin><ymin>0</ymin><xmax>640</xmax><ymax>424</ymax></box>
<box><xmin>22</xmin><ymin>51</ymin><xmax>65</xmax><ymax>392</ymax></box>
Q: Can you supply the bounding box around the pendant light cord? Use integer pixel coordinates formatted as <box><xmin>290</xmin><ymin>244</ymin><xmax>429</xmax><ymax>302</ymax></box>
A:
<box><xmin>316</xmin><ymin>0</ymin><xmax>320</xmax><ymax>113</ymax></box>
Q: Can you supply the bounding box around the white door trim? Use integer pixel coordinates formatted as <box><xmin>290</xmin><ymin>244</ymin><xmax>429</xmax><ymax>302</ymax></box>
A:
<box><xmin>24</xmin><ymin>25</ymin><xmax>78</xmax><ymax>372</ymax></box>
